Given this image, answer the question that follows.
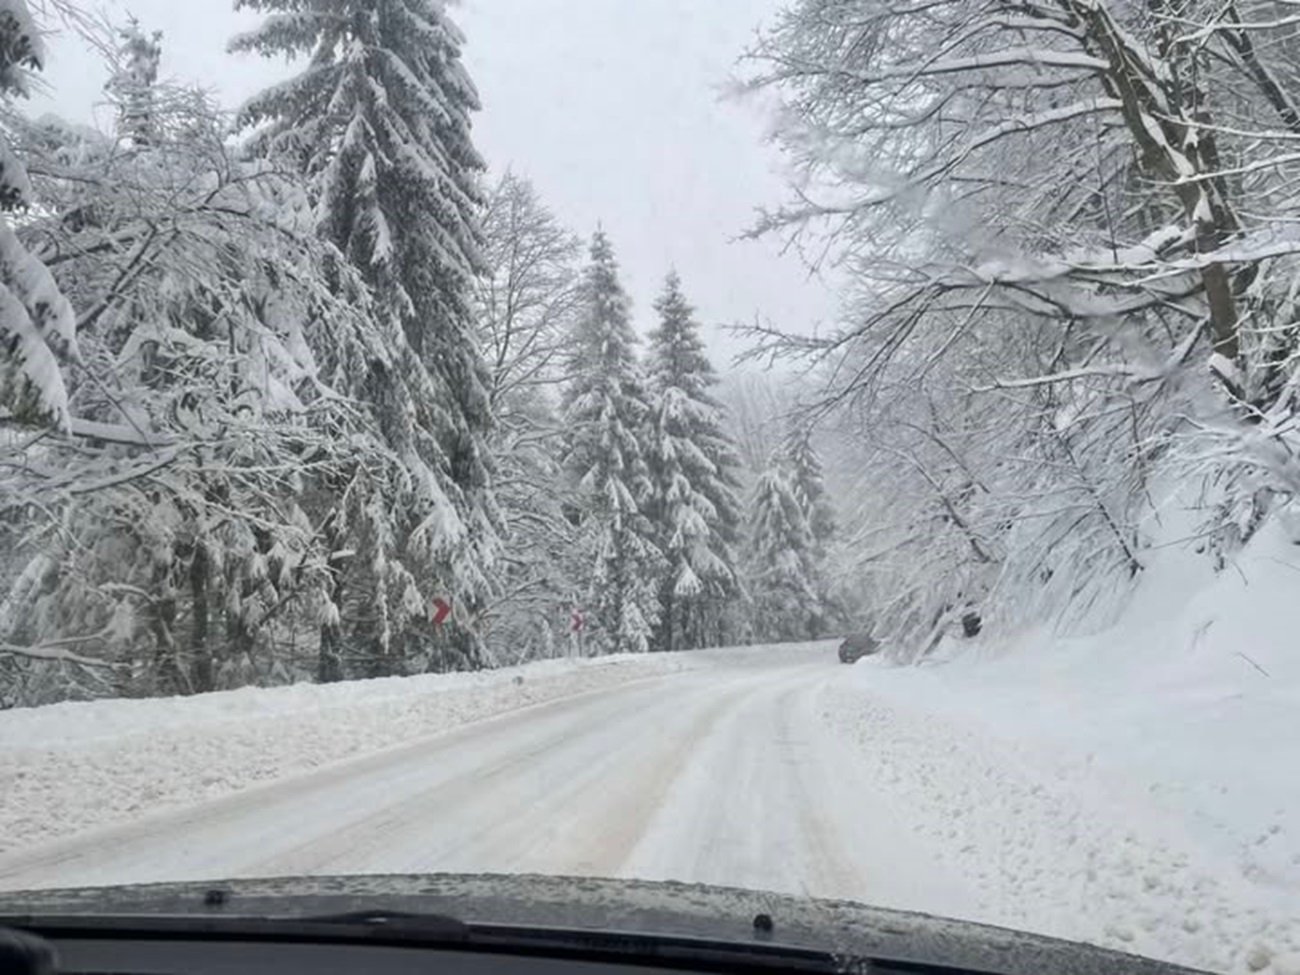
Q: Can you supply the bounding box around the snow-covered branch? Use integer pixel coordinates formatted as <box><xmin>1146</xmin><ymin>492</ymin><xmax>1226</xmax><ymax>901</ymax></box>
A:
<box><xmin>0</xmin><ymin>639</ymin><xmax>115</xmax><ymax>667</ymax></box>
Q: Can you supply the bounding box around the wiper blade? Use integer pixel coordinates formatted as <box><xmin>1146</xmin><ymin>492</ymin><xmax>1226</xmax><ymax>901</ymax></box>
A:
<box><xmin>292</xmin><ymin>908</ymin><xmax>468</xmax><ymax>939</ymax></box>
<box><xmin>288</xmin><ymin>912</ymin><xmax>841</xmax><ymax>971</ymax></box>
<box><xmin>4</xmin><ymin>911</ymin><xmax>847</xmax><ymax>973</ymax></box>
<box><xmin>464</xmin><ymin>922</ymin><xmax>842</xmax><ymax>972</ymax></box>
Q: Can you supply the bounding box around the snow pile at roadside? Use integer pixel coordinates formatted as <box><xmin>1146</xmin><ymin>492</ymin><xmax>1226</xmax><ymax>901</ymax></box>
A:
<box><xmin>0</xmin><ymin>651</ymin><xmax>705</xmax><ymax>856</ymax></box>
<box><xmin>830</xmin><ymin>515</ymin><xmax>1300</xmax><ymax>974</ymax></box>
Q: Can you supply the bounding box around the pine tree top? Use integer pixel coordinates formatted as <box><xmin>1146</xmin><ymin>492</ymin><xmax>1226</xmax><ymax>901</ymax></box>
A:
<box><xmin>783</xmin><ymin>423</ymin><xmax>835</xmax><ymax>545</ymax></box>
<box><xmin>114</xmin><ymin>18</ymin><xmax>161</xmax><ymax>86</ymax></box>
<box><xmin>649</xmin><ymin>270</ymin><xmax>717</xmax><ymax>399</ymax></box>
<box><xmin>785</xmin><ymin>424</ymin><xmax>824</xmax><ymax>483</ymax></box>
<box><xmin>750</xmin><ymin>461</ymin><xmax>814</xmax><ymax>555</ymax></box>
<box><xmin>571</xmin><ymin>230</ymin><xmax>639</xmax><ymax>375</ymax></box>
<box><xmin>107</xmin><ymin>17</ymin><xmax>162</xmax><ymax>146</ymax></box>
<box><xmin>231</xmin><ymin>0</ymin><xmax>484</xmax><ymax>298</ymax></box>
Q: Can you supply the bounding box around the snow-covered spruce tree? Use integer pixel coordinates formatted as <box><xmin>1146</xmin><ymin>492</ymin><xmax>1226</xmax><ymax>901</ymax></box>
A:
<box><xmin>785</xmin><ymin>424</ymin><xmax>834</xmax><ymax>558</ymax></box>
<box><xmin>231</xmin><ymin>0</ymin><xmax>499</xmax><ymax>673</ymax></box>
<box><xmin>562</xmin><ymin>231</ymin><xmax>662</xmax><ymax>654</ymax></box>
<box><xmin>0</xmin><ymin>0</ymin><xmax>78</xmax><ymax>431</ymax></box>
<box><xmin>745</xmin><ymin>458</ymin><xmax>821</xmax><ymax>643</ymax></box>
<box><xmin>645</xmin><ymin>271</ymin><xmax>743</xmax><ymax>651</ymax></box>
<box><xmin>0</xmin><ymin>66</ymin><xmax>410</xmax><ymax>703</ymax></box>
<box><xmin>105</xmin><ymin>17</ymin><xmax>162</xmax><ymax>147</ymax></box>
<box><xmin>783</xmin><ymin>423</ymin><xmax>838</xmax><ymax>636</ymax></box>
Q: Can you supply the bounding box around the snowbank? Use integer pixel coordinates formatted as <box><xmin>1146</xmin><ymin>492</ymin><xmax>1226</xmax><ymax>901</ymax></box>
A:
<box><xmin>0</xmin><ymin>651</ymin><xmax>706</xmax><ymax>856</ymax></box>
<box><xmin>834</xmin><ymin>516</ymin><xmax>1300</xmax><ymax>974</ymax></box>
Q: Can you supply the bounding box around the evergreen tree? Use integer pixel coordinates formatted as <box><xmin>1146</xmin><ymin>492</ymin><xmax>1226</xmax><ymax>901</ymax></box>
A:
<box><xmin>106</xmin><ymin>18</ymin><xmax>162</xmax><ymax>146</ymax></box>
<box><xmin>0</xmin><ymin>0</ymin><xmax>78</xmax><ymax>431</ymax></box>
<box><xmin>562</xmin><ymin>231</ymin><xmax>661</xmax><ymax>654</ymax></box>
<box><xmin>0</xmin><ymin>78</ymin><xmax>403</xmax><ymax>701</ymax></box>
<box><xmin>785</xmin><ymin>425</ymin><xmax>836</xmax><ymax>553</ymax></box>
<box><xmin>231</xmin><ymin>0</ymin><xmax>483</xmax><ymax>345</ymax></box>
<box><xmin>746</xmin><ymin>459</ymin><xmax>822</xmax><ymax>643</ymax></box>
<box><xmin>645</xmin><ymin>271</ymin><xmax>742</xmax><ymax>651</ymax></box>
<box><xmin>784</xmin><ymin>423</ymin><xmax>838</xmax><ymax>636</ymax></box>
<box><xmin>231</xmin><ymin>0</ymin><xmax>499</xmax><ymax>672</ymax></box>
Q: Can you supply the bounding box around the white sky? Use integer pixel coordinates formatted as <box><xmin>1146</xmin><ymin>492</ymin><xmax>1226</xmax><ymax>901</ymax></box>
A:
<box><xmin>28</xmin><ymin>0</ymin><xmax>835</xmax><ymax>366</ymax></box>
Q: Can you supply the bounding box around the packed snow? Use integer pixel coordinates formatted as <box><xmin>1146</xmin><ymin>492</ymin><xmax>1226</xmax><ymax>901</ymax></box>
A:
<box><xmin>0</xmin><ymin>651</ymin><xmax>705</xmax><ymax>856</ymax></box>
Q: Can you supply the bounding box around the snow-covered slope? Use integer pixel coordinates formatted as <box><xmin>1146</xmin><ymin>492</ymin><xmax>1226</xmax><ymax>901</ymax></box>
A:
<box><xmin>837</xmin><ymin>515</ymin><xmax>1300</xmax><ymax>973</ymax></box>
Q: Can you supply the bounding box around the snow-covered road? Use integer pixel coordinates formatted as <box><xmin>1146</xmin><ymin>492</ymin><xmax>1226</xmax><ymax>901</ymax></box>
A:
<box><xmin>1</xmin><ymin>640</ymin><xmax>1297</xmax><ymax>974</ymax></box>
<box><xmin>0</xmin><ymin>645</ymin><xmax>962</xmax><ymax>915</ymax></box>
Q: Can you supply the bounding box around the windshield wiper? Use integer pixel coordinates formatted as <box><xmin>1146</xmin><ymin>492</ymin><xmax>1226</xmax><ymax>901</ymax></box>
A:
<box><xmin>4</xmin><ymin>911</ymin><xmax>849</xmax><ymax>973</ymax></box>
<box><xmin>285</xmin><ymin>909</ymin><xmax>843</xmax><ymax>971</ymax></box>
<box><xmin>292</xmin><ymin>908</ymin><xmax>469</xmax><ymax>939</ymax></box>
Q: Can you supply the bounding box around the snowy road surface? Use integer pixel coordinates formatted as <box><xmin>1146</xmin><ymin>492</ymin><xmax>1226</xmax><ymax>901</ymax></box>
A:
<box><xmin>1</xmin><ymin>642</ymin><xmax>1297</xmax><ymax>974</ymax></box>
<box><xmin>0</xmin><ymin>646</ymin><xmax>957</xmax><ymax>914</ymax></box>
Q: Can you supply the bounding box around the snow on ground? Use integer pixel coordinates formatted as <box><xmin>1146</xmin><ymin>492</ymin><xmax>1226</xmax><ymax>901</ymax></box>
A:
<box><xmin>832</xmin><ymin>515</ymin><xmax>1300</xmax><ymax>974</ymax></box>
<box><xmin>2</xmin><ymin>516</ymin><xmax>1298</xmax><ymax>975</ymax></box>
<box><xmin>0</xmin><ymin>650</ymin><xmax>705</xmax><ymax>857</ymax></box>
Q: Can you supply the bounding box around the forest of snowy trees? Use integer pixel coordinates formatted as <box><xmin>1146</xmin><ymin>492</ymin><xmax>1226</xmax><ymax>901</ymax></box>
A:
<box><xmin>6</xmin><ymin>0</ymin><xmax>1300</xmax><ymax>707</ymax></box>
<box><xmin>0</xmin><ymin>0</ymin><xmax>838</xmax><ymax>706</ymax></box>
<box><xmin>743</xmin><ymin>0</ymin><xmax>1300</xmax><ymax>656</ymax></box>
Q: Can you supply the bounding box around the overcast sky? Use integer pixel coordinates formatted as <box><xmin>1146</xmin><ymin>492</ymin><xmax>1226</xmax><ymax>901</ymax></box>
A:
<box><xmin>28</xmin><ymin>0</ymin><xmax>835</xmax><ymax>366</ymax></box>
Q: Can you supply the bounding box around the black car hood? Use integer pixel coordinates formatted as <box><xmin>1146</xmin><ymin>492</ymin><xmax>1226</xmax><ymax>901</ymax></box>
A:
<box><xmin>0</xmin><ymin>872</ymin><xmax>1210</xmax><ymax>975</ymax></box>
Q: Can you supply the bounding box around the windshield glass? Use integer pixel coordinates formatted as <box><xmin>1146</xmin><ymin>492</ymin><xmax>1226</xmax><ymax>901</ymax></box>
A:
<box><xmin>0</xmin><ymin>2</ymin><xmax>1296</xmax><ymax>973</ymax></box>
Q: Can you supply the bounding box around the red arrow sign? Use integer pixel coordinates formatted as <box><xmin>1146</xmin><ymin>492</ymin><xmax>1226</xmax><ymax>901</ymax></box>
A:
<box><xmin>432</xmin><ymin>597</ymin><xmax>452</xmax><ymax>626</ymax></box>
<box><xmin>570</xmin><ymin>609</ymin><xmax>585</xmax><ymax>633</ymax></box>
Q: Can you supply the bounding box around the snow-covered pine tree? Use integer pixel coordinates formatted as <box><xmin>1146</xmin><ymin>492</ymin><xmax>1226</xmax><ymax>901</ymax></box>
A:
<box><xmin>785</xmin><ymin>424</ymin><xmax>835</xmax><ymax>554</ymax></box>
<box><xmin>105</xmin><ymin>18</ymin><xmax>162</xmax><ymax>147</ymax></box>
<box><xmin>0</xmin><ymin>72</ymin><xmax>408</xmax><ymax>703</ymax></box>
<box><xmin>0</xmin><ymin>0</ymin><xmax>78</xmax><ymax>430</ymax></box>
<box><xmin>562</xmin><ymin>231</ymin><xmax>661</xmax><ymax>654</ymax></box>
<box><xmin>784</xmin><ymin>423</ymin><xmax>837</xmax><ymax>635</ymax></box>
<box><xmin>645</xmin><ymin>271</ymin><xmax>742</xmax><ymax>651</ymax></box>
<box><xmin>231</xmin><ymin>0</ymin><xmax>499</xmax><ymax>672</ymax></box>
<box><xmin>745</xmin><ymin>458</ymin><xmax>821</xmax><ymax>643</ymax></box>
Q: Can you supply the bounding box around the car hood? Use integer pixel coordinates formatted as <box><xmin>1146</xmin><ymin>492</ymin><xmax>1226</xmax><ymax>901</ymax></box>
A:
<box><xmin>0</xmin><ymin>872</ymin><xmax>1209</xmax><ymax>975</ymax></box>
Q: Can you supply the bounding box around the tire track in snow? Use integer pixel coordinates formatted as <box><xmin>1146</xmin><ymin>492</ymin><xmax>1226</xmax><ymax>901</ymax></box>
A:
<box><xmin>0</xmin><ymin>676</ymin><xmax>686</xmax><ymax>889</ymax></box>
<box><xmin>0</xmin><ymin>658</ymin><xmax>814</xmax><ymax>890</ymax></box>
<box><xmin>617</xmin><ymin>663</ymin><xmax>975</xmax><ymax>915</ymax></box>
<box><xmin>295</xmin><ymin>669</ymin><xmax>762</xmax><ymax>878</ymax></box>
<box><xmin>580</xmin><ymin>669</ymin><xmax>796</xmax><ymax>877</ymax></box>
<box><xmin>779</xmin><ymin>684</ymin><xmax>864</xmax><ymax>899</ymax></box>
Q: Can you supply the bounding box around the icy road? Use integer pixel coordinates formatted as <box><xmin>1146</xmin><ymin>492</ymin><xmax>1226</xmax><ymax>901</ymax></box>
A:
<box><xmin>1</xmin><ymin>642</ymin><xmax>1297</xmax><ymax>973</ymax></box>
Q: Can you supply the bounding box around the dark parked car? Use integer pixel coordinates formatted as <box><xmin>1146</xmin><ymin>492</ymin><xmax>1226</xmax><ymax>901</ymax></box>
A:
<box><xmin>838</xmin><ymin>632</ymin><xmax>880</xmax><ymax>663</ymax></box>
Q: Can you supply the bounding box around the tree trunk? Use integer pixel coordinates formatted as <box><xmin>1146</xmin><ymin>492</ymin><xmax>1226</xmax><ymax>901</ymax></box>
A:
<box><xmin>318</xmin><ymin>616</ymin><xmax>343</xmax><ymax>683</ymax></box>
<box><xmin>661</xmin><ymin>585</ymin><xmax>675</xmax><ymax>653</ymax></box>
<box><xmin>149</xmin><ymin>593</ymin><xmax>182</xmax><ymax>695</ymax></box>
<box><xmin>190</xmin><ymin>546</ymin><xmax>212</xmax><ymax>692</ymax></box>
<box><xmin>1067</xmin><ymin>0</ymin><xmax>1243</xmax><ymax>390</ymax></box>
<box><xmin>451</xmin><ymin>618</ymin><xmax>485</xmax><ymax>669</ymax></box>
<box><xmin>317</xmin><ymin>571</ymin><xmax>345</xmax><ymax>683</ymax></box>
<box><xmin>148</xmin><ymin>553</ymin><xmax>184</xmax><ymax>696</ymax></box>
